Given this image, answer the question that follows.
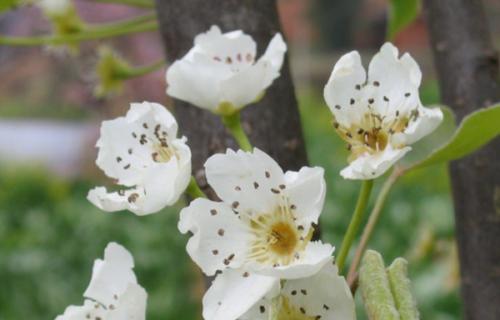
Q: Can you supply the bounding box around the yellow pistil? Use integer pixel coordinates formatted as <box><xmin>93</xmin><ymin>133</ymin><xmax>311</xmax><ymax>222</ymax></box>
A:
<box><xmin>248</xmin><ymin>202</ymin><xmax>311</xmax><ymax>266</ymax></box>
<box><xmin>268</xmin><ymin>222</ymin><xmax>298</xmax><ymax>256</ymax></box>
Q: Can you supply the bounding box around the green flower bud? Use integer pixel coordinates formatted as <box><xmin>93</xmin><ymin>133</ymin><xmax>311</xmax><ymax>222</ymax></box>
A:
<box><xmin>387</xmin><ymin>258</ymin><xmax>419</xmax><ymax>320</ymax></box>
<box><xmin>359</xmin><ymin>250</ymin><xmax>400</xmax><ymax>320</ymax></box>
<box><xmin>94</xmin><ymin>46</ymin><xmax>132</xmax><ymax>97</ymax></box>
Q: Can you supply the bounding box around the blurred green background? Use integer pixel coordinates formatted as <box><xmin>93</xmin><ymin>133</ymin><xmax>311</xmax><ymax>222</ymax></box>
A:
<box><xmin>3</xmin><ymin>0</ymin><xmax>498</xmax><ymax>318</ymax></box>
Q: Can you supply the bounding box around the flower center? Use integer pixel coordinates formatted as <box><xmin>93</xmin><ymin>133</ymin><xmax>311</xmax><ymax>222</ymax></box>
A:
<box><xmin>334</xmin><ymin>111</ymin><xmax>411</xmax><ymax>162</ymax></box>
<box><xmin>247</xmin><ymin>202</ymin><xmax>311</xmax><ymax>267</ymax></box>
<box><xmin>268</xmin><ymin>222</ymin><xmax>298</xmax><ymax>256</ymax></box>
<box><xmin>152</xmin><ymin>142</ymin><xmax>176</xmax><ymax>163</ymax></box>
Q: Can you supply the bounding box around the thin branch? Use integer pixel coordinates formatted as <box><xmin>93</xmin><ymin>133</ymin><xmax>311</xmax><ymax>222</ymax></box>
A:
<box><xmin>337</xmin><ymin>179</ymin><xmax>374</xmax><ymax>272</ymax></box>
<box><xmin>347</xmin><ymin>167</ymin><xmax>405</xmax><ymax>285</ymax></box>
<box><xmin>0</xmin><ymin>14</ymin><xmax>157</xmax><ymax>46</ymax></box>
<box><xmin>89</xmin><ymin>0</ymin><xmax>154</xmax><ymax>9</ymax></box>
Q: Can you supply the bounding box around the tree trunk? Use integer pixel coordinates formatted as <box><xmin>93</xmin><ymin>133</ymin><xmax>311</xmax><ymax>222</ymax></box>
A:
<box><xmin>154</xmin><ymin>0</ymin><xmax>308</xmax><ymax>193</ymax></box>
<box><xmin>423</xmin><ymin>1</ymin><xmax>500</xmax><ymax>318</ymax></box>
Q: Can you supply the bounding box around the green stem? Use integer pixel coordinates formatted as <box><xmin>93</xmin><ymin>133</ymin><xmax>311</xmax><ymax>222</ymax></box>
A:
<box><xmin>90</xmin><ymin>0</ymin><xmax>154</xmax><ymax>8</ymax></box>
<box><xmin>337</xmin><ymin>179</ymin><xmax>374</xmax><ymax>273</ymax></box>
<box><xmin>0</xmin><ymin>14</ymin><xmax>157</xmax><ymax>46</ymax></box>
<box><xmin>221</xmin><ymin>112</ymin><xmax>253</xmax><ymax>151</ymax></box>
<box><xmin>186</xmin><ymin>176</ymin><xmax>207</xmax><ymax>199</ymax></box>
<box><xmin>347</xmin><ymin>168</ymin><xmax>404</xmax><ymax>285</ymax></box>
<box><xmin>123</xmin><ymin>59</ymin><xmax>165</xmax><ymax>78</ymax></box>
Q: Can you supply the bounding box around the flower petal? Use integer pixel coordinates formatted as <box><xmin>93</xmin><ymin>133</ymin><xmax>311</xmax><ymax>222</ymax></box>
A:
<box><xmin>88</xmin><ymin>155</ymin><xmax>190</xmax><ymax>216</ymax></box>
<box><xmin>202</xmin><ymin>269</ymin><xmax>279</xmax><ymax>320</ymax></box>
<box><xmin>107</xmin><ymin>283</ymin><xmax>147</xmax><ymax>320</ymax></box>
<box><xmin>323</xmin><ymin>51</ymin><xmax>367</xmax><ymax>127</ymax></box>
<box><xmin>83</xmin><ymin>243</ymin><xmax>138</xmax><ymax>307</ymax></box>
<box><xmin>281</xmin><ymin>263</ymin><xmax>356</xmax><ymax>319</ymax></box>
<box><xmin>260</xmin><ymin>33</ymin><xmax>287</xmax><ymax>76</ymax></box>
<box><xmin>251</xmin><ymin>241</ymin><xmax>334</xmax><ymax>279</ymax></box>
<box><xmin>55</xmin><ymin>300</ymin><xmax>108</xmax><ymax>320</ymax></box>
<box><xmin>367</xmin><ymin>43</ymin><xmax>422</xmax><ymax>117</ymax></box>
<box><xmin>241</xmin><ymin>262</ymin><xmax>355</xmax><ymax>320</ymax></box>
<box><xmin>340</xmin><ymin>146</ymin><xmax>411</xmax><ymax>180</ymax></box>
<box><xmin>166</xmin><ymin>54</ymin><xmax>227</xmax><ymax>111</ymax></box>
<box><xmin>87</xmin><ymin>186</ymin><xmax>144</xmax><ymax>213</ymax></box>
<box><xmin>194</xmin><ymin>25</ymin><xmax>257</xmax><ymax>63</ymax></box>
<box><xmin>393</xmin><ymin>105</ymin><xmax>444</xmax><ymax>146</ymax></box>
<box><xmin>204</xmin><ymin>148</ymin><xmax>284</xmax><ymax>214</ymax></box>
<box><xmin>284</xmin><ymin>166</ymin><xmax>326</xmax><ymax>226</ymax></box>
<box><xmin>218</xmin><ymin>33</ymin><xmax>286</xmax><ymax>110</ymax></box>
<box><xmin>178</xmin><ymin>198</ymin><xmax>251</xmax><ymax>276</ymax></box>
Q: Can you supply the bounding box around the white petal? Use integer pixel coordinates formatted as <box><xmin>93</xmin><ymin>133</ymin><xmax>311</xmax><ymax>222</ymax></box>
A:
<box><xmin>38</xmin><ymin>0</ymin><xmax>71</xmax><ymax>15</ymax></box>
<box><xmin>95</xmin><ymin>116</ymin><xmax>150</xmax><ymax>187</ymax></box>
<box><xmin>219</xmin><ymin>61</ymin><xmax>270</xmax><ymax>109</ymax></box>
<box><xmin>260</xmin><ymin>33</ymin><xmax>287</xmax><ymax>76</ymax></box>
<box><xmin>88</xmin><ymin>156</ymin><xmax>190</xmax><ymax>216</ymax></box>
<box><xmin>178</xmin><ymin>198</ymin><xmax>251</xmax><ymax>276</ymax></box>
<box><xmin>218</xmin><ymin>33</ymin><xmax>286</xmax><ymax>110</ymax></box>
<box><xmin>340</xmin><ymin>146</ymin><xmax>411</xmax><ymax>180</ymax></box>
<box><xmin>367</xmin><ymin>42</ymin><xmax>422</xmax><ymax>117</ymax></box>
<box><xmin>241</xmin><ymin>262</ymin><xmax>355</xmax><ymax>320</ymax></box>
<box><xmin>166</xmin><ymin>54</ymin><xmax>228</xmax><ymax>111</ymax></box>
<box><xmin>282</xmin><ymin>263</ymin><xmax>356</xmax><ymax>319</ymax></box>
<box><xmin>87</xmin><ymin>186</ymin><xmax>140</xmax><ymax>213</ymax></box>
<box><xmin>137</xmin><ymin>157</ymin><xmax>191</xmax><ymax>215</ymax></box>
<box><xmin>393</xmin><ymin>105</ymin><xmax>444</xmax><ymax>146</ymax></box>
<box><xmin>204</xmin><ymin>148</ymin><xmax>284</xmax><ymax>214</ymax></box>
<box><xmin>251</xmin><ymin>241</ymin><xmax>334</xmax><ymax>279</ymax></box>
<box><xmin>202</xmin><ymin>270</ymin><xmax>279</xmax><ymax>320</ymax></box>
<box><xmin>108</xmin><ymin>283</ymin><xmax>147</xmax><ymax>320</ymax></box>
<box><xmin>194</xmin><ymin>25</ymin><xmax>257</xmax><ymax>62</ymax></box>
<box><xmin>83</xmin><ymin>243</ymin><xmax>138</xmax><ymax>307</ymax></box>
<box><xmin>323</xmin><ymin>51</ymin><xmax>367</xmax><ymax>127</ymax></box>
<box><xmin>55</xmin><ymin>300</ymin><xmax>108</xmax><ymax>320</ymax></box>
<box><xmin>284</xmin><ymin>166</ymin><xmax>326</xmax><ymax>226</ymax></box>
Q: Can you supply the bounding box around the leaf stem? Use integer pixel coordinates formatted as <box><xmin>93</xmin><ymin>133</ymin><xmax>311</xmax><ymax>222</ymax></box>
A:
<box><xmin>123</xmin><ymin>59</ymin><xmax>165</xmax><ymax>78</ymax></box>
<box><xmin>90</xmin><ymin>0</ymin><xmax>154</xmax><ymax>8</ymax></box>
<box><xmin>221</xmin><ymin>112</ymin><xmax>253</xmax><ymax>152</ymax></box>
<box><xmin>347</xmin><ymin>168</ymin><xmax>404</xmax><ymax>284</ymax></box>
<box><xmin>0</xmin><ymin>14</ymin><xmax>157</xmax><ymax>46</ymax></box>
<box><xmin>337</xmin><ymin>179</ymin><xmax>374</xmax><ymax>273</ymax></box>
<box><xmin>186</xmin><ymin>176</ymin><xmax>207</xmax><ymax>199</ymax></box>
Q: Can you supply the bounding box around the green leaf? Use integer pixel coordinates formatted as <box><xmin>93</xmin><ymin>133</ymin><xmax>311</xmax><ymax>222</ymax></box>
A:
<box><xmin>387</xmin><ymin>0</ymin><xmax>420</xmax><ymax>40</ymax></box>
<box><xmin>0</xmin><ymin>0</ymin><xmax>19</xmax><ymax>13</ymax></box>
<box><xmin>411</xmin><ymin>103</ymin><xmax>500</xmax><ymax>170</ymax></box>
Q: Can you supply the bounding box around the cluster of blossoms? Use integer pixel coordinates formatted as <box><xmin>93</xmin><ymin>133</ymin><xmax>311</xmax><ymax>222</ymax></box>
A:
<box><xmin>57</xmin><ymin>25</ymin><xmax>441</xmax><ymax>320</ymax></box>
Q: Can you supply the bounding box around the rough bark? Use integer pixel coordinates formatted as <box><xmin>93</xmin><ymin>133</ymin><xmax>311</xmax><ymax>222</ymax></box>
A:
<box><xmin>154</xmin><ymin>0</ymin><xmax>308</xmax><ymax>192</ymax></box>
<box><xmin>423</xmin><ymin>0</ymin><xmax>500</xmax><ymax>318</ymax></box>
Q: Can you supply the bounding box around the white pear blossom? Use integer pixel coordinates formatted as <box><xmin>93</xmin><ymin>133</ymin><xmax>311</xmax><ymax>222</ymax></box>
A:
<box><xmin>203</xmin><ymin>262</ymin><xmax>356</xmax><ymax>320</ymax></box>
<box><xmin>166</xmin><ymin>25</ymin><xmax>287</xmax><ymax>114</ymax></box>
<box><xmin>55</xmin><ymin>242</ymin><xmax>147</xmax><ymax>320</ymax></box>
<box><xmin>38</xmin><ymin>0</ymin><xmax>72</xmax><ymax>16</ymax></box>
<box><xmin>324</xmin><ymin>43</ymin><xmax>443</xmax><ymax>180</ymax></box>
<box><xmin>87</xmin><ymin>102</ymin><xmax>191</xmax><ymax>216</ymax></box>
<box><xmin>179</xmin><ymin>148</ymin><xmax>333</xmax><ymax>280</ymax></box>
